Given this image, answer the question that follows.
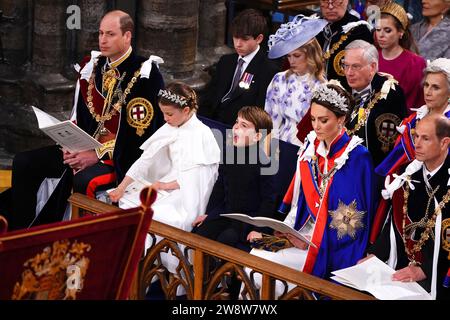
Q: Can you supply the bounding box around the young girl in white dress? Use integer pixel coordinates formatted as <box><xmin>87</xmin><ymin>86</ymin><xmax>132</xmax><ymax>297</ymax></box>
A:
<box><xmin>109</xmin><ymin>81</ymin><xmax>221</xmax><ymax>235</ymax></box>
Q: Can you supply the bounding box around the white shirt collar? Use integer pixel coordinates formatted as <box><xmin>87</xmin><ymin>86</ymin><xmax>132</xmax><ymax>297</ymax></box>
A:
<box><xmin>316</xmin><ymin>131</ymin><xmax>344</xmax><ymax>158</ymax></box>
<box><xmin>424</xmin><ymin>161</ymin><xmax>444</xmax><ymax>179</ymax></box>
<box><xmin>239</xmin><ymin>45</ymin><xmax>260</xmax><ymax>71</ymax></box>
<box><xmin>352</xmin><ymin>83</ymin><xmax>372</xmax><ymax>95</ymax></box>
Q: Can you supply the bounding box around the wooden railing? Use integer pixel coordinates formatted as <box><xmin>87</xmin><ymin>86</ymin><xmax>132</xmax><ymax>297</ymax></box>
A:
<box><xmin>68</xmin><ymin>193</ymin><xmax>375</xmax><ymax>300</ymax></box>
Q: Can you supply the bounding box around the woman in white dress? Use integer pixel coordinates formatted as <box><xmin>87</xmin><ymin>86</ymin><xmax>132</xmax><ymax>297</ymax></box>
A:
<box><xmin>265</xmin><ymin>15</ymin><xmax>327</xmax><ymax>146</ymax></box>
<box><xmin>109</xmin><ymin>81</ymin><xmax>221</xmax><ymax>233</ymax></box>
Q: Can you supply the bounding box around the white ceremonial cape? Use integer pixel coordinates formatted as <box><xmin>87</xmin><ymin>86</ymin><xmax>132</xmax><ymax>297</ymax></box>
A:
<box><xmin>123</xmin><ymin>114</ymin><xmax>220</xmax><ymax>277</ymax></box>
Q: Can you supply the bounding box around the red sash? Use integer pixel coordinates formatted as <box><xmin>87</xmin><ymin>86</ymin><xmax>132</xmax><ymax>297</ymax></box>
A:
<box><xmin>300</xmin><ymin>159</ymin><xmax>333</xmax><ymax>273</ymax></box>
<box><xmin>300</xmin><ymin>136</ymin><xmax>350</xmax><ymax>273</ymax></box>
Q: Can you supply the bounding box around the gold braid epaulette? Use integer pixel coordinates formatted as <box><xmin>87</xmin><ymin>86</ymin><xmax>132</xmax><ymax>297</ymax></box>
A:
<box><xmin>95</xmin><ymin>139</ymin><xmax>115</xmax><ymax>159</ymax></box>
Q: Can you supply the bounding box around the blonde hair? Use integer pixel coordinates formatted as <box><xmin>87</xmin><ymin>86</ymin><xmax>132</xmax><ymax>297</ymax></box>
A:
<box><xmin>286</xmin><ymin>38</ymin><xmax>325</xmax><ymax>82</ymax></box>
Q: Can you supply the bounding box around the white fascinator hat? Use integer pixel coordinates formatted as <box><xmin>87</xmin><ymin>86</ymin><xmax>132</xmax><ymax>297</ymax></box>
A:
<box><xmin>268</xmin><ymin>14</ymin><xmax>328</xmax><ymax>59</ymax></box>
<box><xmin>425</xmin><ymin>58</ymin><xmax>450</xmax><ymax>82</ymax></box>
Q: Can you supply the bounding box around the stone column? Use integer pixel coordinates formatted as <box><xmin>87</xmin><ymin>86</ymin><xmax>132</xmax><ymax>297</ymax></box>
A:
<box><xmin>197</xmin><ymin>0</ymin><xmax>232</xmax><ymax>63</ymax></box>
<box><xmin>196</xmin><ymin>0</ymin><xmax>231</xmax><ymax>92</ymax></box>
<box><xmin>0</xmin><ymin>0</ymin><xmax>29</xmax><ymax>65</ymax></box>
<box><xmin>136</xmin><ymin>0</ymin><xmax>199</xmax><ymax>79</ymax></box>
<box><xmin>0</xmin><ymin>0</ymin><xmax>33</xmax><ymax>155</ymax></box>
<box><xmin>198</xmin><ymin>0</ymin><xmax>227</xmax><ymax>50</ymax></box>
<box><xmin>32</xmin><ymin>0</ymin><xmax>67</xmax><ymax>73</ymax></box>
<box><xmin>77</xmin><ymin>0</ymin><xmax>108</xmax><ymax>60</ymax></box>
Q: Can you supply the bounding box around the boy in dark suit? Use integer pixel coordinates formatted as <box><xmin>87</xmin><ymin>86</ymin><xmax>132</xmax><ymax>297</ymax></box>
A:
<box><xmin>200</xmin><ymin>9</ymin><xmax>280</xmax><ymax>126</ymax></box>
<box><xmin>192</xmin><ymin>106</ymin><xmax>277</xmax><ymax>252</ymax></box>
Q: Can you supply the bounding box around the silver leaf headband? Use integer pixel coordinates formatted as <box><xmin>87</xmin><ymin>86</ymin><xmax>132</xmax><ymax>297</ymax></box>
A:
<box><xmin>158</xmin><ymin>89</ymin><xmax>187</xmax><ymax>107</ymax></box>
<box><xmin>312</xmin><ymin>84</ymin><xmax>349</xmax><ymax>113</ymax></box>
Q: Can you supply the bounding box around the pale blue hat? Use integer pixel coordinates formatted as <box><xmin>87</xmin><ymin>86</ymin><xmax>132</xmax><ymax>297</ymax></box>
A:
<box><xmin>268</xmin><ymin>15</ymin><xmax>328</xmax><ymax>59</ymax></box>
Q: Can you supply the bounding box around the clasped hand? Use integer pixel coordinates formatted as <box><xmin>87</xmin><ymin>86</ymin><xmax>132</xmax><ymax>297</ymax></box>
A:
<box><xmin>247</xmin><ymin>231</ymin><xmax>308</xmax><ymax>250</ymax></box>
<box><xmin>62</xmin><ymin>149</ymin><xmax>98</xmax><ymax>174</ymax></box>
<box><xmin>357</xmin><ymin>254</ymin><xmax>426</xmax><ymax>282</ymax></box>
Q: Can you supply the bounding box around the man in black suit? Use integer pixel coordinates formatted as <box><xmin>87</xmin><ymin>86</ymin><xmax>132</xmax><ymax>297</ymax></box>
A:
<box><xmin>200</xmin><ymin>9</ymin><xmax>280</xmax><ymax>126</ymax></box>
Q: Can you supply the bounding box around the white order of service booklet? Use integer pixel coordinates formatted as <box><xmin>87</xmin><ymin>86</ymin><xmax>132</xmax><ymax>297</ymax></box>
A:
<box><xmin>220</xmin><ymin>213</ymin><xmax>316</xmax><ymax>248</ymax></box>
<box><xmin>331</xmin><ymin>256</ymin><xmax>432</xmax><ymax>300</ymax></box>
<box><xmin>108</xmin><ymin>179</ymin><xmax>169</xmax><ymax>209</ymax></box>
<box><xmin>32</xmin><ymin>106</ymin><xmax>103</xmax><ymax>152</ymax></box>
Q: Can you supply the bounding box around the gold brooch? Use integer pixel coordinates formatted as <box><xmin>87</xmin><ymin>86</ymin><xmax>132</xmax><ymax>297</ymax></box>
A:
<box><xmin>126</xmin><ymin>97</ymin><xmax>154</xmax><ymax>136</ymax></box>
<box><xmin>333</xmin><ymin>50</ymin><xmax>346</xmax><ymax>77</ymax></box>
<box><xmin>375</xmin><ymin>113</ymin><xmax>401</xmax><ymax>153</ymax></box>
<box><xmin>329</xmin><ymin>199</ymin><xmax>366</xmax><ymax>240</ymax></box>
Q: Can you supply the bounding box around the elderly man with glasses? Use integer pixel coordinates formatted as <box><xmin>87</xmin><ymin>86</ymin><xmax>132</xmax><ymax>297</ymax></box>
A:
<box><xmin>316</xmin><ymin>0</ymin><xmax>374</xmax><ymax>88</ymax></box>
<box><xmin>344</xmin><ymin>39</ymin><xmax>407</xmax><ymax>167</ymax></box>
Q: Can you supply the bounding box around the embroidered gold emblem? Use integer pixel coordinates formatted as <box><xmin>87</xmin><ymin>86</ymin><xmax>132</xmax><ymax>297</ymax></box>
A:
<box><xmin>126</xmin><ymin>97</ymin><xmax>154</xmax><ymax>136</ymax></box>
<box><xmin>375</xmin><ymin>113</ymin><xmax>401</xmax><ymax>153</ymax></box>
<box><xmin>442</xmin><ymin>218</ymin><xmax>450</xmax><ymax>260</ymax></box>
<box><xmin>11</xmin><ymin>239</ymin><xmax>91</xmax><ymax>300</ymax></box>
<box><xmin>102</xmin><ymin>68</ymin><xmax>119</xmax><ymax>93</ymax></box>
<box><xmin>329</xmin><ymin>199</ymin><xmax>366</xmax><ymax>240</ymax></box>
<box><xmin>333</xmin><ymin>50</ymin><xmax>346</xmax><ymax>77</ymax></box>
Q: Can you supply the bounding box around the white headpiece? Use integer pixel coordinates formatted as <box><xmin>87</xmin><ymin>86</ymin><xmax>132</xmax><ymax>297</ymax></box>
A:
<box><xmin>312</xmin><ymin>82</ymin><xmax>349</xmax><ymax>113</ymax></box>
<box><xmin>158</xmin><ymin>89</ymin><xmax>187</xmax><ymax>107</ymax></box>
<box><xmin>425</xmin><ymin>58</ymin><xmax>450</xmax><ymax>83</ymax></box>
<box><xmin>267</xmin><ymin>14</ymin><xmax>327</xmax><ymax>59</ymax></box>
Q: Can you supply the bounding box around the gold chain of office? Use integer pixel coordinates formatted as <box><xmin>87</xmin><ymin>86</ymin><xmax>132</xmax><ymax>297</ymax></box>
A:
<box><xmin>86</xmin><ymin>61</ymin><xmax>141</xmax><ymax>123</ymax></box>
<box><xmin>346</xmin><ymin>92</ymin><xmax>382</xmax><ymax>136</ymax></box>
<box><xmin>402</xmin><ymin>183</ymin><xmax>450</xmax><ymax>266</ymax></box>
<box><xmin>311</xmin><ymin>155</ymin><xmax>338</xmax><ymax>198</ymax></box>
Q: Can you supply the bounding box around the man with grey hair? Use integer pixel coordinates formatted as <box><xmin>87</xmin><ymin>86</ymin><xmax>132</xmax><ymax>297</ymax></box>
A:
<box><xmin>316</xmin><ymin>0</ymin><xmax>373</xmax><ymax>88</ymax></box>
<box><xmin>344</xmin><ymin>39</ymin><xmax>407</xmax><ymax>166</ymax></box>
